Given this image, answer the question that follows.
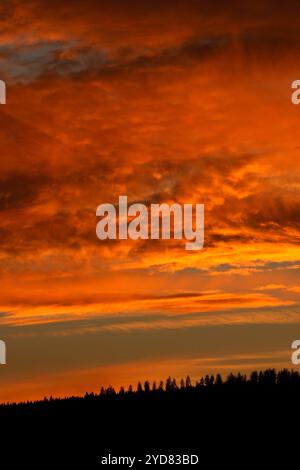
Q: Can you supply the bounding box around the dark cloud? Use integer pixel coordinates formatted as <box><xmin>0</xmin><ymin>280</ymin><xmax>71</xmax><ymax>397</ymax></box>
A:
<box><xmin>0</xmin><ymin>172</ymin><xmax>50</xmax><ymax>211</ymax></box>
<box><xmin>244</xmin><ymin>192</ymin><xmax>300</xmax><ymax>229</ymax></box>
<box><xmin>3</xmin><ymin>29</ymin><xmax>298</xmax><ymax>84</ymax></box>
<box><xmin>0</xmin><ymin>41</ymin><xmax>107</xmax><ymax>82</ymax></box>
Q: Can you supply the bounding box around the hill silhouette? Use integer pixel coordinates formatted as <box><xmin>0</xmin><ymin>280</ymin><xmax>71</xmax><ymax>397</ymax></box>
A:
<box><xmin>1</xmin><ymin>368</ymin><xmax>299</xmax><ymax>467</ymax></box>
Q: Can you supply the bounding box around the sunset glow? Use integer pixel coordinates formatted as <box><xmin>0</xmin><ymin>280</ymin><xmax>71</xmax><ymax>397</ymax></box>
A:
<box><xmin>1</xmin><ymin>0</ymin><xmax>300</xmax><ymax>402</ymax></box>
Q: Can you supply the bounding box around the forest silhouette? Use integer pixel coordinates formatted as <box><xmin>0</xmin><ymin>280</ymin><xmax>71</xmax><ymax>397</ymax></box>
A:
<box><xmin>1</xmin><ymin>368</ymin><xmax>299</xmax><ymax>467</ymax></box>
<box><xmin>1</xmin><ymin>368</ymin><xmax>299</xmax><ymax>410</ymax></box>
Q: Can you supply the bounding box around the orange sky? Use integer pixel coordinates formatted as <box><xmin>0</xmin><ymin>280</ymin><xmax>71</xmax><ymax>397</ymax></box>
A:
<box><xmin>1</xmin><ymin>0</ymin><xmax>300</xmax><ymax>402</ymax></box>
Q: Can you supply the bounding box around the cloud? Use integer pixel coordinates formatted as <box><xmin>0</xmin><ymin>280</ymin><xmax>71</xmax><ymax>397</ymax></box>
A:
<box><xmin>0</xmin><ymin>172</ymin><xmax>51</xmax><ymax>211</ymax></box>
<box><xmin>256</xmin><ymin>283</ymin><xmax>287</xmax><ymax>291</ymax></box>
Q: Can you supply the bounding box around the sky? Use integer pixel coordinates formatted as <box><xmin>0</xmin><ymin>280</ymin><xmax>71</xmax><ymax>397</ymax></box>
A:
<box><xmin>0</xmin><ymin>0</ymin><xmax>300</xmax><ymax>402</ymax></box>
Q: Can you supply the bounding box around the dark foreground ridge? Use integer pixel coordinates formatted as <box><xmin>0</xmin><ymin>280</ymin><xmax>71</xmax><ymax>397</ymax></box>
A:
<box><xmin>1</xmin><ymin>368</ymin><xmax>300</xmax><ymax>467</ymax></box>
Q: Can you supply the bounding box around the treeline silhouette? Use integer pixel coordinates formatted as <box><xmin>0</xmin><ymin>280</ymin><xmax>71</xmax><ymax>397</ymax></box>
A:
<box><xmin>1</xmin><ymin>368</ymin><xmax>300</xmax><ymax>467</ymax></box>
<box><xmin>1</xmin><ymin>368</ymin><xmax>300</xmax><ymax>410</ymax></box>
<box><xmin>98</xmin><ymin>367</ymin><xmax>300</xmax><ymax>397</ymax></box>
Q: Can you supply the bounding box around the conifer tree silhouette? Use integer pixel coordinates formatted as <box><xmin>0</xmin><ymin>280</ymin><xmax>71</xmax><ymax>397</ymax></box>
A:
<box><xmin>144</xmin><ymin>381</ymin><xmax>150</xmax><ymax>393</ymax></box>
<box><xmin>185</xmin><ymin>375</ymin><xmax>192</xmax><ymax>388</ymax></box>
<box><xmin>166</xmin><ymin>376</ymin><xmax>172</xmax><ymax>391</ymax></box>
<box><xmin>158</xmin><ymin>380</ymin><xmax>164</xmax><ymax>391</ymax></box>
